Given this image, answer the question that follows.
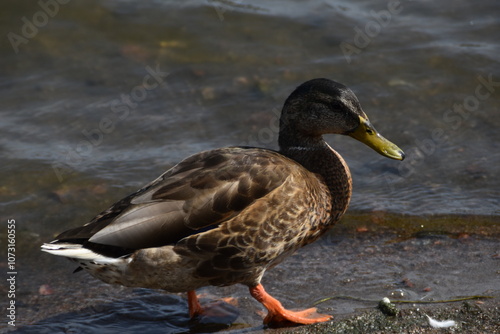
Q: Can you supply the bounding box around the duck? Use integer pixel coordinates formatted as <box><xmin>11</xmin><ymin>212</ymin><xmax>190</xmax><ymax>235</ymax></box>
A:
<box><xmin>41</xmin><ymin>78</ymin><xmax>405</xmax><ymax>327</ymax></box>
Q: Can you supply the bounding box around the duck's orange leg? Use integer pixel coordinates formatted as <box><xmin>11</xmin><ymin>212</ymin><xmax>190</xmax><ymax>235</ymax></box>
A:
<box><xmin>187</xmin><ymin>290</ymin><xmax>238</xmax><ymax>321</ymax></box>
<box><xmin>187</xmin><ymin>290</ymin><xmax>203</xmax><ymax>318</ymax></box>
<box><xmin>249</xmin><ymin>284</ymin><xmax>332</xmax><ymax>326</ymax></box>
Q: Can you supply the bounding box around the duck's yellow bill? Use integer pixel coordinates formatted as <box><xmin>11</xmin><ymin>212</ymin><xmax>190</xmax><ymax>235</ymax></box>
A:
<box><xmin>348</xmin><ymin>116</ymin><xmax>405</xmax><ymax>161</ymax></box>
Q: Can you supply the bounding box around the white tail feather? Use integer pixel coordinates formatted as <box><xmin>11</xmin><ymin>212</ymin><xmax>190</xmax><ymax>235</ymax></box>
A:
<box><xmin>41</xmin><ymin>242</ymin><xmax>124</xmax><ymax>264</ymax></box>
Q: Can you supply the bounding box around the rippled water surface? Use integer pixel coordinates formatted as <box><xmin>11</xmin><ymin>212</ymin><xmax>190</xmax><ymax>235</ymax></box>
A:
<box><xmin>1</xmin><ymin>0</ymin><xmax>499</xmax><ymax>333</ymax></box>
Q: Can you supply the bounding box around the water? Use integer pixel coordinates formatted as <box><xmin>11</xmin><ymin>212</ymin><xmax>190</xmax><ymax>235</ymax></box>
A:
<box><xmin>1</xmin><ymin>0</ymin><xmax>499</xmax><ymax>333</ymax></box>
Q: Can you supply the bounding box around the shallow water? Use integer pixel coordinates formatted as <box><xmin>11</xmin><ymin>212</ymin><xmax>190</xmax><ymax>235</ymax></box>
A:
<box><xmin>1</xmin><ymin>0</ymin><xmax>499</xmax><ymax>333</ymax></box>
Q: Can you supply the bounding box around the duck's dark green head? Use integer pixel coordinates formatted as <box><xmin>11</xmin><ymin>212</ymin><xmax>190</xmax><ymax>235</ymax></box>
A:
<box><xmin>279</xmin><ymin>78</ymin><xmax>405</xmax><ymax>161</ymax></box>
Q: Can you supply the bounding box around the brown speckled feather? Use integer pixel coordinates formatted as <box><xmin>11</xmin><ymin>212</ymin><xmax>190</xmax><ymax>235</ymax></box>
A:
<box><xmin>53</xmin><ymin>144</ymin><xmax>350</xmax><ymax>287</ymax></box>
<box><xmin>173</xmin><ymin>154</ymin><xmax>340</xmax><ymax>286</ymax></box>
<box><xmin>54</xmin><ymin>146</ymin><xmax>340</xmax><ymax>251</ymax></box>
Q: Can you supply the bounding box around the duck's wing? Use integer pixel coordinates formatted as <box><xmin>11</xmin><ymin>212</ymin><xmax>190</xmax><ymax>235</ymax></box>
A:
<box><xmin>53</xmin><ymin>147</ymin><xmax>294</xmax><ymax>252</ymax></box>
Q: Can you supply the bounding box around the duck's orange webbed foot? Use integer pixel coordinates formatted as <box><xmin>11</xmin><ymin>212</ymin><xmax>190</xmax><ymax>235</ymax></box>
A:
<box><xmin>249</xmin><ymin>284</ymin><xmax>332</xmax><ymax>327</ymax></box>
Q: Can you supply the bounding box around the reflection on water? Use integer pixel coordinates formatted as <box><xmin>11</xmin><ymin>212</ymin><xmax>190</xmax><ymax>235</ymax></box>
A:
<box><xmin>1</xmin><ymin>0</ymin><xmax>499</xmax><ymax>333</ymax></box>
<box><xmin>10</xmin><ymin>290</ymin><xmax>243</xmax><ymax>334</ymax></box>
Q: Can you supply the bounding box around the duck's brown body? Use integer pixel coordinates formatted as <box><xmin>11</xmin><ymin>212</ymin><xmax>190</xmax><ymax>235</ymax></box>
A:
<box><xmin>42</xmin><ymin>78</ymin><xmax>403</xmax><ymax>326</ymax></box>
<box><xmin>52</xmin><ymin>146</ymin><xmax>350</xmax><ymax>292</ymax></box>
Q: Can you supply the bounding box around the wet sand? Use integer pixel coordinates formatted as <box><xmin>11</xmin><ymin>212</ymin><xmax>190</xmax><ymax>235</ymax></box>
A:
<box><xmin>279</xmin><ymin>300</ymin><xmax>500</xmax><ymax>334</ymax></box>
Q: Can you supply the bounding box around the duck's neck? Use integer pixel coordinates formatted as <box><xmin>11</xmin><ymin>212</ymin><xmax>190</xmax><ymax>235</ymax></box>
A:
<box><xmin>279</xmin><ymin>136</ymin><xmax>352</xmax><ymax>217</ymax></box>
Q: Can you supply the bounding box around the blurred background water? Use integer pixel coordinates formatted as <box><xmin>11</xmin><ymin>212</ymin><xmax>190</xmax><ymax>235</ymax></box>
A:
<box><xmin>0</xmin><ymin>0</ymin><xmax>499</xmax><ymax>333</ymax></box>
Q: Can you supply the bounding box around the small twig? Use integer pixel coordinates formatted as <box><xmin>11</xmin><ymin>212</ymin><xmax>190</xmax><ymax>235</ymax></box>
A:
<box><xmin>392</xmin><ymin>296</ymin><xmax>494</xmax><ymax>304</ymax></box>
<box><xmin>313</xmin><ymin>295</ymin><xmax>493</xmax><ymax>306</ymax></box>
